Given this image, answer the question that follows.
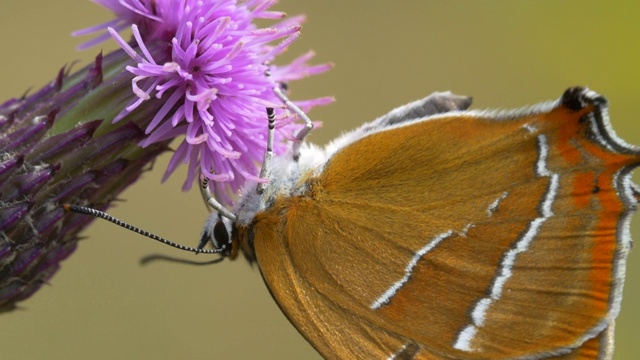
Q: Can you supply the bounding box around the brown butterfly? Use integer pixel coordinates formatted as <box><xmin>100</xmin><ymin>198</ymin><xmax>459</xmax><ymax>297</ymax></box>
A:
<box><xmin>69</xmin><ymin>87</ymin><xmax>639</xmax><ymax>359</ymax></box>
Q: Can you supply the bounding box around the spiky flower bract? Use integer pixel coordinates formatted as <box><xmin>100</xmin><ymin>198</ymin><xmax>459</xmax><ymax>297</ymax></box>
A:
<box><xmin>0</xmin><ymin>51</ymin><xmax>169</xmax><ymax>312</ymax></box>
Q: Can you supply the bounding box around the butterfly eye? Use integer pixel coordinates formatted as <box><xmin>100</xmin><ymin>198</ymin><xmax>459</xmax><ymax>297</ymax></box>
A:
<box><xmin>213</xmin><ymin>220</ymin><xmax>231</xmax><ymax>250</ymax></box>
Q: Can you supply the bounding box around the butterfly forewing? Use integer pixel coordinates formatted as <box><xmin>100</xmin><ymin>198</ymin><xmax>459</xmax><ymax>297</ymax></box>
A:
<box><xmin>252</xmin><ymin>88</ymin><xmax>639</xmax><ymax>359</ymax></box>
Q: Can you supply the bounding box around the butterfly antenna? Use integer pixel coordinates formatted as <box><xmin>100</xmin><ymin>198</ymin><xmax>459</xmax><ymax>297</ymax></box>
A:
<box><xmin>63</xmin><ymin>204</ymin><xmax>223</xmax><ymax>255</ymax></box>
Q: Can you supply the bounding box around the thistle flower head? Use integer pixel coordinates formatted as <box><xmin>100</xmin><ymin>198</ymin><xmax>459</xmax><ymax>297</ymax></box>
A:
<box><xmin>77</xmin><ymin>0</ymin><xmax>333</xmax><ymax>206</ymax></box>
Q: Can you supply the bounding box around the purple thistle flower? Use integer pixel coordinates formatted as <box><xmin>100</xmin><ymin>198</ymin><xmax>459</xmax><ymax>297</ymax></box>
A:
<box><xmin>76</xmin><ymin>0</ymin><xmax>333</xmax><ymax>206</ymax></box>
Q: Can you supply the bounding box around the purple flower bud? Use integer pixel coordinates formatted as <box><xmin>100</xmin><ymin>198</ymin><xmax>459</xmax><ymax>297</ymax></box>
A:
<box><xmin>0</xmin><ymin>46</ymin><xmax>170</xmax><ymax>313</ymax></box>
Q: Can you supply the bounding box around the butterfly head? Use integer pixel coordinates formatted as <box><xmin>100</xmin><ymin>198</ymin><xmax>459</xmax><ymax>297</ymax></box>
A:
<box><xmin>199</xmin><ymin>212</ymin><xmax>235</xmax><ymax>257</ymax></box>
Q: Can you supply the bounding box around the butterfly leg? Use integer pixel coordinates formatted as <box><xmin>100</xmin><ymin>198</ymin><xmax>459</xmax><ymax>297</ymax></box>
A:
<box><xmin>257</xmin><ymin>108</ymin><xmax>276</xmax><ymax>194</ymax></box>
<box><xmin>273</xmin><ymin>85</ymin><xmax>314</xmax><ymax>161</ymax></box>
<box><xmin>372</xmin><ymin>91</ymin><xmax>472</xmax><ymax>128</ymax></box>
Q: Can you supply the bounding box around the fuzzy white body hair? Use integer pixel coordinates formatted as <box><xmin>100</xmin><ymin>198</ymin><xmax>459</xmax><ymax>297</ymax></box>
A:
<box><xmin>234</xmin><ymin>142</ymin><xmax>328</xmax><ymax>226</ymax></box>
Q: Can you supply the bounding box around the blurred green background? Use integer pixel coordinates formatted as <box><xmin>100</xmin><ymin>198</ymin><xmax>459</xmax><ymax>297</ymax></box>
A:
<box><xmin>1</xmin><ymin>1</ymin><xmax>639</xmax><ymax>359</ymax></box>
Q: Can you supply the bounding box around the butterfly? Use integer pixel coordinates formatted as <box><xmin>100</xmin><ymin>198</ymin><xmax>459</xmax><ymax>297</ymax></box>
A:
<box><xmin>68</xmin><ymin>87</ymin><xmax>639</xmax><ymax>359</ymax></box>
<box><xmin>194</xmin><ymin>87</ymin><xmax>639</xmax><ymax>359</ymax></box>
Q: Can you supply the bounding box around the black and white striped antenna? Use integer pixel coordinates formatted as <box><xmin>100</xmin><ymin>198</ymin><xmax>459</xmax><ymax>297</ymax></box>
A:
<box><xmin>63</xmin><ymin>204</ymin><xmax>224</xmax><ymax>256</ymax></box>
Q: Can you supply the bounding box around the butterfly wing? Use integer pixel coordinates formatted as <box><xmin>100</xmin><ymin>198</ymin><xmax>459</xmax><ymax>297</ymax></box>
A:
<box><xmin>253</xmin><ymin>88</ymin><xmax>639</xmax><ymax>359</ymax></box>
